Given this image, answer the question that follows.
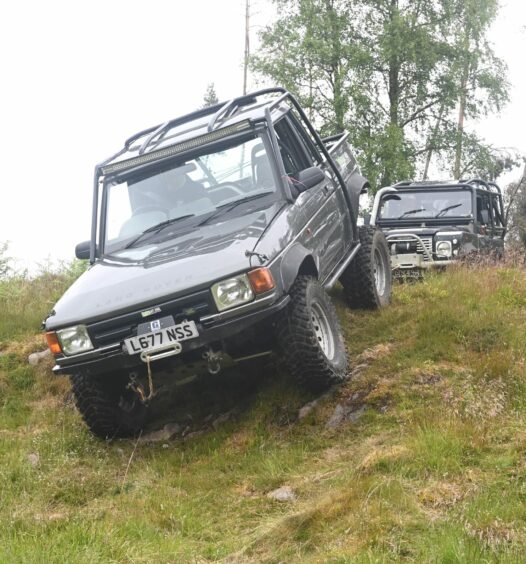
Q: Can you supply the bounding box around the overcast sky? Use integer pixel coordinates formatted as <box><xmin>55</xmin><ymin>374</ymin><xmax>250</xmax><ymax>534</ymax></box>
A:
<box><xmin>1</xmin><ymin>0</ymin><xmax>525</xmax><ymax>269</ymax></box>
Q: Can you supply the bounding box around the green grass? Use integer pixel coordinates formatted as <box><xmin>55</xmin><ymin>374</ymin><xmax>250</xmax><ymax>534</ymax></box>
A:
<box><xmin>1</xmin><ymin>263</ymin><xmax>526</xmax><ymax>562</ymax></box>
<box><xmin>0</xmin><ymin>260</ymin><xmax>86</xmax><ymax>342</ymax></box>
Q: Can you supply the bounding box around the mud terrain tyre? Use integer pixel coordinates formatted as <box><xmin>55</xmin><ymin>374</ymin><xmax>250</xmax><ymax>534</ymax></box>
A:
<box><xmin>70</xmin><ymin>373</ymin><xmax>147</xmax><ymax>439</ymax></box>
<box><xmin>277</xmin><ymin>275</ymin><xmax>347</xmax><ymax>392</ymax></box>
<box><xmin>340</xmin><ymin>226</ymin><xmax>391</xmax><ymax>309</ymax></box>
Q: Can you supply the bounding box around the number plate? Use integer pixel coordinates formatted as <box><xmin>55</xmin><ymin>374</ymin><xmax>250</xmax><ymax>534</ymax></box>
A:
<box><xmin>393</xmin><ymin>268</ymin><xmax>423</xmax><ymax>280</ymax></box>
<box><xmin>124</xmin><ymin>321</ymin><xmax>199</xmax><ymax>355</ymax></box>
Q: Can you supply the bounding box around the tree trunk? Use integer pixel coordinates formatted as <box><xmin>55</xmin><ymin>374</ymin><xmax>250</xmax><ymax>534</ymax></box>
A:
<box><xmin>423</xmin><ymin>103</ymin><xmax>445</xmax><ymax>180</ymax></box>
<box><xmin>388</xmin><ymin>0</ymin><xmax>400</xmax><ymax>128</ymax></box>
<box><xmin>243</xmin><ymin>0</ymin><xmax>250</xmax><ymax>95</ymax></box>
<box><xmin>325</xmin><ymin>0</ymin><xmax>344</xmax><ymax>132</ymax></box>
<box><xmin>454</xmin><ymin>70</ymin><xmax>468</xmax><ymax>179</ymax></box>
<box><xmin>454</xmin><ymin>27</ymin><xmax>471</xmax><ymax>180</ymax></box>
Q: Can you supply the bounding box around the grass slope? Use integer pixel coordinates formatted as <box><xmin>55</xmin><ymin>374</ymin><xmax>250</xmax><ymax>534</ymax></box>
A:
<box><xmin>1</xmin><ymin>264</ymin><xmax>526</xmax><ymax>562</ymax></box>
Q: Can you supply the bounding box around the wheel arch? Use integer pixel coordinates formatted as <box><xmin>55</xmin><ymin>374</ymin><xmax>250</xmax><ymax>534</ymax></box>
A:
<box><xmin>280</xmin><ymin>243</ymin><xmax>318</xmax><ymax>292</ymax></box>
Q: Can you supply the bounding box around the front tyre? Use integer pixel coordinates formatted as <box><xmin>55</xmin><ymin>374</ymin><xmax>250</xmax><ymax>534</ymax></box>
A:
<box><xmin>277</xmin><ymin>276</ymin><xmax>348</xmax><ymax>392</ymax></box>
<box><xmin>70</xmin><ymin>372</ymin><xmax>147</xmax><ymax>439</ymax></box>
<box><xmin>340</xmin><ymin>226</ymin><xmax>392</xmax><ymax>309</ymax></box>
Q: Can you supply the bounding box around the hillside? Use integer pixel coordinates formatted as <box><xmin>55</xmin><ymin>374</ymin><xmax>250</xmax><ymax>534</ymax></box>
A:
<box><xmin>1</xmin><ymin>263</ymin><xmax>525</xmax><ymax>562</ymax></box>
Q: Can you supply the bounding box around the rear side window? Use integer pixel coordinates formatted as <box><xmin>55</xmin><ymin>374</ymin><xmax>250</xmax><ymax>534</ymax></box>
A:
<box><xmin>275</xmin><ymin>118</ymin><xmax>309</xmax><ymax>177</ymax></box>
<box><xmin>476</xmin><ymin>192</ymin><xmax>491</xmax><ymax>224</ymax></box>
<box><xmin>330</xmin><ymin>142</ymin><xmax>357</xmax><ymax>178</ymax></box>
<box><xmin>491</xmin><ymin>195</ymin><xmax>504</xmax><ymax>227</ymax></box>
<box><xmin>287</xmin><ymin>112</ymin><xmax>322</xmax><ymax>166</ymax></box>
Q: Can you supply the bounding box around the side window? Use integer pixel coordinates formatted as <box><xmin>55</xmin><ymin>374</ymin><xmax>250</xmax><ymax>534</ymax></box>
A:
<box><xmin>491</xmin><ymin>195</ymin><xmax>504</xmax><ymax>228</ymax></box>
<box><xmin>476</xmin><ymin>192</ymin><xmax>491</xmax><ymax>225</ymax></box>
<box><xmin>287</xmin><ymin>112</ymin><xmax>322</xmax><ymax>166</ymax></box>
<box><xmin>274</xmin><ymin>118</ymin><xmax>309</xmax><ymax>177</ymax></box>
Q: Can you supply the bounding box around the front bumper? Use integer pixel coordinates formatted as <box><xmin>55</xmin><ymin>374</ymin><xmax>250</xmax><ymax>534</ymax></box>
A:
<box><xmin>391</xmin><ymin>253</ymin><xmax>453</xmax><ymax>270</ymax></box>
<box><xmin>52</xmin><ymin>293</ymin><xmax>290</xmax><ymax>376</ymax></box>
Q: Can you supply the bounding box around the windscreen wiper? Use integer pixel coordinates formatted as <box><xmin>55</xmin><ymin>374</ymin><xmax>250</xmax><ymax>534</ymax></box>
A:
<box><xmin>398</xmin><ymin>208</ymin><xmax>426</xmax><ymax>219</ymax></box>
<box><xmin>435</xmin><ymin>203</ymin><xmax>462</xmax><ymax>218</ymax></box>
<box><xmin>198</xmin><ymin>192</ymin><xmax>273</xmax><ymax>226</ymax></box>
<box><xmin>124</xmin><ymin>214</ymin><xmax>195</xmax><ymax>249</ymax></box>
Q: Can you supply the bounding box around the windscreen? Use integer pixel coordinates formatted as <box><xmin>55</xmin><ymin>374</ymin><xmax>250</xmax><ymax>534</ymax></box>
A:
<box><xmin>378</xmin><ymin>190</ymin><xmax>472</xmax><ymax>220</ymax></box>
<box><xmin>103</xmin><ymin>134</ymin><xmax>277</xmax><ymax>253</ymax></box>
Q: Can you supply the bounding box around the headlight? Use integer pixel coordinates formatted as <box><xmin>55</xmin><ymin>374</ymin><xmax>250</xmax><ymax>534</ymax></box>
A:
<box><xmin>435</xmin><ymin>241</ymin><xmax>452</xmax><ymax>258</ymax></box>
<box><xmin>57</xmin><ymin>325</ymin><xmax>94</xmax><ymax>356</ymax></box>
<box><xmin>211</xmin><ymin>274</ymin><xmax>254</xmax><ymax>311</ymax></box>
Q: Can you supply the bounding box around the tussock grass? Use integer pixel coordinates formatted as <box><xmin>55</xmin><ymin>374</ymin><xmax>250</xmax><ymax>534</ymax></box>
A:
<box><xmin>0</xmin><ymin>260</ymin><xmax>86</xmax><ymax>343</ymax></box>
<box><xmin>0</xmin><ymin>261</ymin><xmax>525</xmax><ymax>561</ymax></box>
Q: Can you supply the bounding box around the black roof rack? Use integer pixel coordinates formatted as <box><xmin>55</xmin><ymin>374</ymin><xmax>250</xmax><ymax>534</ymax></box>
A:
<box><xmin>206</xmin><ymin>87</ymin><xmax>287</xmax><ymax>132</ymax></box>
<box><xmin>88</xmin><ymin>86</ymin><xmax>359</xmax><ymax>262</ymax></box>
<box><xmin>392</xmin><ymin>178</ymin><xmax>502</xmax><ymax>195</ymax></box>
<box><xmin>460</xmin><ymin>178</ymin><xmax>502</xmax><ymax>194</ymax></box>
<box><xmin>111</xmin><ymin>87</ymin><xmax>289</xmax><ymax>159</ymax></box>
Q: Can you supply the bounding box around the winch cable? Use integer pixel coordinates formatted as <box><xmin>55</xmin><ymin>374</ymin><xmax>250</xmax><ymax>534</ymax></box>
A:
<box><xmin>128</xmin><ymin>357</ymin><xmax>156</xmax><ymax>404</ymax></box>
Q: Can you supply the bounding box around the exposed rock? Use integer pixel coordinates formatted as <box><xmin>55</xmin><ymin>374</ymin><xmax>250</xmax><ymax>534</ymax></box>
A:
<box><xmin>326</xmin><ymin>403</ymin><xmax>366</xmax><ymax>429</ymax></box>
<box><xmin>212</xmin><ymin>411</ymin><xmax>232</xmax><ymax>429</ymax></box>
<box><xmin>298</xmin><ymin>390</ymin><xmax>332</xmax><ymax>420</ymax></box>
<box><xmin>139</xmin><ymin>422</ymin><xmax>181</xmax><ymax>443</ymax></box>
<box><xmin>326</xmin><ymin>404</ymin><xmax>346</xmax><ymax>429</ymax></box>
<box><xmin>28</xmin><ymin>349</ymin><xmax>51</xmax><ymax>366</ymax></box>
<box><xmin>348</xmin><ymin>405</ymin><xmax>366</xmax><ymax>422</ymax></box>
<box><xmin>298</xmin><ymin>401</ymin><xmax>317</xmax><ymax>420</ymax></box>
<box><xmin>27</xmin><ymin>452</ymin><xmax>40</xmax><ymax>467</ymax></box>
<box><xmin>267</xmin><ymin>485</ymin><xmax>296</xmax><ymax>502</ymax></box>
<box><xmin>184</xmin><ymin>430</ymin><xmax>206</xmax><ymax>440</ymax></box>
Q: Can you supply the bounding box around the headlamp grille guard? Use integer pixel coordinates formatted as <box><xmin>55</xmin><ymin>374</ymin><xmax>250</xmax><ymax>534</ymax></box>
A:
<box><xmin>101</xmin><ymin>120</ymin><xmax>252</xmax><ymax>176</ymax></box>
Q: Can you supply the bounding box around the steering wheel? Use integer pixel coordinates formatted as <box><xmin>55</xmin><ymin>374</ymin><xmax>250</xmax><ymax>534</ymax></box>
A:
<box><xmin>133</xmin><ymin>204</ymin><xmax>169</xmax><ymax>218</ymax></box>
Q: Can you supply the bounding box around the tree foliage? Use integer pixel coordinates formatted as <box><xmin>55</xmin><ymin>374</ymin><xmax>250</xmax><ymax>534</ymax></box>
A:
<box><xmin>251</xmin><ymin>0</ymin><xmax>508</xmax><ymax>189</ymax></box>
<box><xmin>202</xmin><ymin>83</ymin><xmax>219</xmax><ymax>108</ymax></box>
<box><xmin>505</xmin><ymin>164</ymin><xmax>526</xmax><ymax>249</ymax></box>
<box><xmin>0</xmin><ymin>241</ymin><xmax>12</xmax><ymax>279</ymax></box>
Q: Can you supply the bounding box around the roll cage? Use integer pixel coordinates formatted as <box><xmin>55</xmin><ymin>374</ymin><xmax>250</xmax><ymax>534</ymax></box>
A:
<box><xmin>89</xmin><ymin>88</ymin><xmax>358</xmax><ymax>263</ymax></box>
<box><xmin>371</xmin><ymin>178</ymin><xmax>505</xmax><ymax>232</ymax></box>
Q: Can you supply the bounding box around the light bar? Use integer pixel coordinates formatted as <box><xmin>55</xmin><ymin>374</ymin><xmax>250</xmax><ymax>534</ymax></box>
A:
<box><xmin>101</xmin><ymin>120</ymin><xmax>253</xmax><ymax>175</ymax></box>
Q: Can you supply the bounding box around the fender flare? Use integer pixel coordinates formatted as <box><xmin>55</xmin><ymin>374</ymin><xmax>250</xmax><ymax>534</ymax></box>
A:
<box><xmin>347</xmin><ymin>173</ymin><xmax>370</xmax><ymax>197</ymax></box>
<box><xmin>279</xmin><ymin>243</ymin><xmax>318</xmax><ymax>292</ymax></box>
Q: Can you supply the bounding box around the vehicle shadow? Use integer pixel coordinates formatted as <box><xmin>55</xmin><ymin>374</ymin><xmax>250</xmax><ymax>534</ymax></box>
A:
<box><xmin>140</xmin><ymin>358</ymin><xmax>293</xmax><ymax>438</ymax></box>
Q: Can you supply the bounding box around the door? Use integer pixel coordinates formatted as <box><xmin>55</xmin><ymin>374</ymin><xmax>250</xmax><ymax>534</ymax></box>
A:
<box><xmin>275</xmin><ymin>115</ymin><xmax>346</xmax><ymax>280</ymax></box>
<box><xmin>475</xmin><ymin>191</ymin><xmax>492</xmax><ymax>253</ymax></box>
<box><xmin>490</xmin><ymin>193</ymin><xmax>506</xmax><ymax>254</ymax></box>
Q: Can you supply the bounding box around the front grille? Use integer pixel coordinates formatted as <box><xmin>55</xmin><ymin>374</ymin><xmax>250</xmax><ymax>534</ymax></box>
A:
<box><xmin>87</xmin><ymin>290</ymin><xmax>214</xmax><ymax>348</ymax></box>
<box><xmin>417</xmin><ymin>237</ymin><xmax>432</xmax><ymax>260</ymax></box>
<box><xmin>390</xmin><ymin>236</ymin><xmax>433</xmax><ymax>261</ymax></box>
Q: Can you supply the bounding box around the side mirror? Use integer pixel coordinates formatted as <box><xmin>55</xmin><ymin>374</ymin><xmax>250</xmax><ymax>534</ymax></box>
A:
<box><xmin>295</xmin><ymin>167</ymin><xmax>326</xmax><ymax>192</ymax></box>
<box><xmin>75</xmin><ymin>240</ymin><xmax>92</xmax><ymax>260</ymax></box>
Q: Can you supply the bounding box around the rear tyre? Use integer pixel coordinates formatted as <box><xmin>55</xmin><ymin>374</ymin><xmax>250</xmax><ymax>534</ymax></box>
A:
<box><xmin>70</xmin><ymin>372</ymin><xmax>147</xmax><ymax>439</ymax></box>
<box><xmin>277</xmin><ymin>275</ymin><xmax>348</xmax><ymax>393</ymax></box>
<box><xmin>340</xmin><ymin>226</ymin><xmax>392</xmax><ymax>309</ymax></box>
